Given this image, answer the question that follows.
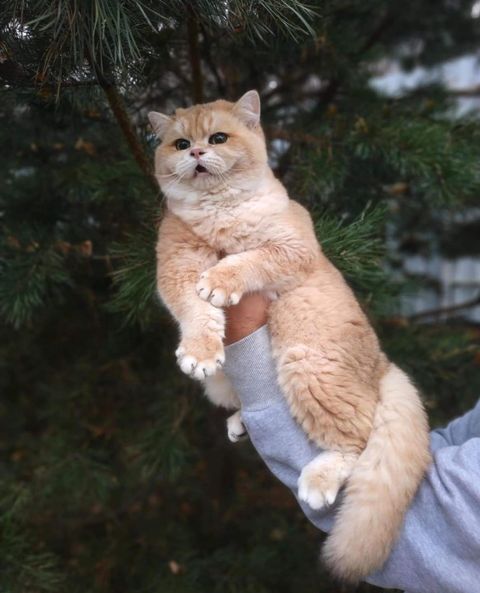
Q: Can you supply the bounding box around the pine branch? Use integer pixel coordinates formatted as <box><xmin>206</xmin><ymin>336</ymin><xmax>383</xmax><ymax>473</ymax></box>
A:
<box><xmin>266</xmin><ymin>126</ymin><xmax>325</xmax><ymax>147</ymax></box>
<box><xmin>0</xmin><ymin>59</ymin><xmax>98</xmax><ymax>89</ymax></box>
<box><xmin>409</xmin><ymin>294</ymin><xmax>480</xmax><ymax>321</ymax></box>
<box><xmin>315</xmin><ymin>204</ymin><xmax>387</xmax><ymax>294</ymax></box>
<box><xmin>200</xmin><ymin>22</ymin><xmax>226</xmax><ymax>96</ymax></box>
<box><xmin>349</xmin><ymin>117</ymin><xmax>480</xmax><ymax>203</ymax></box>
<box><xmin>129</xmin><ymin>396</ymin><xmax>191</xmax><ymax>481</ymax></box>
<box><xmin>316</xmin><ymin>12</ymin><xmax>394</xmax><ymax>112</ymax></box>
<box><xmin>187</xmin><ymin>5</ymin><xmax>204</xmax><ymax>103</ymax></box>
<box><xmin>88</xmin><ymin>53</ymin><xmax>157</xmax><ymax>192</ymax></box>
<box><xmin>449</xmin><ymin>85</ymin><xmax>480</xmax><ymax>97</ymax></box>
<box><xmin>1</xmin><ymin>523</ymin><xmax>65</xmax><ymax>593</ymax></box>
<box><xmin>0</xmin><ymin>241</ymin><xmax>71</xmax><ymax>328</ymax></box>
<box><xmin>106</xmin><ymin>223</ymin><xmax>158</xmax><ymax>327</ymax></box>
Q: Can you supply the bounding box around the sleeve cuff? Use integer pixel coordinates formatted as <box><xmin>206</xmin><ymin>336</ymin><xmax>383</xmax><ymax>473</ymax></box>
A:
<box><xmin>223</xmin><ymin>325</ymin><xmax>284</xmax><ymax>411</ymax></box>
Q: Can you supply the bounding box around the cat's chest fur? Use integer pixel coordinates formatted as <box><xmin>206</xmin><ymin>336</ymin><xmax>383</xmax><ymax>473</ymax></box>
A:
<box><xmin>168</xmin><ymin>187</ymin><xmax>289</xmax><ymax>255</ymax></box>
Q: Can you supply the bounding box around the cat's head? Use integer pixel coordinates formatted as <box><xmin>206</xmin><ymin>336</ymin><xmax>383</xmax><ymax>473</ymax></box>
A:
<box><xmin>149</xmin><ymin>91</ymin><xmax>268</xmax><ymax>201</ymax></box>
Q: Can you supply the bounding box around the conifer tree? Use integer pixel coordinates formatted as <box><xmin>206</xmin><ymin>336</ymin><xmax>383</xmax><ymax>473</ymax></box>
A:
<box><xmin>1</xmin><ymin>2</ymin><xmax>479</xmax><ymax>592</ymax></box>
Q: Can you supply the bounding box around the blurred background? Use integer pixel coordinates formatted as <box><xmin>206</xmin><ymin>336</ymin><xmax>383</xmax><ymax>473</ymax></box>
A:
<box><xmin>1</xmin><ymin>1</ymin><xmax>479</xmax><ymax>592</ymax></box>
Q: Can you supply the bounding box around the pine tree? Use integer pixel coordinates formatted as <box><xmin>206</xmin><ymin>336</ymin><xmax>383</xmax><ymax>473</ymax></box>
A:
<box><xmin>1</xmin><ymin>2</ymin><xmax>479</xmax><ymax>592</ymax></box>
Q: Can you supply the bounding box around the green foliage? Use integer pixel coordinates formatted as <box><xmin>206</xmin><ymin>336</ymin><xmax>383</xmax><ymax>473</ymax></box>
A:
<box><xmin>315</xmin><ymin>204</ymin><xmax>389</xmax><ymax>300</ymax></box>
<box><xmin>3</xmin><ymin>0</ymin><xmax>315</xmax><ymax>81</ymax></box>
<box><xmin>1</xmin><ymin>1</ymin><xmax>480</xmax><ymax>592</ymax></box>
<box><xmin>128</xmin><ymin>396</ymin><xmax>191</xmax><ymax>481</ymax></box>
<box><xmin>292</xmin><ymin>111</ymin><xmax>480</xmax><ymax>212</ymax></box>
<box><xmin>382</xmin><ymin>322</ymin><xmax>480</xmax><ymax>426</ymax></box>
<box><xmin>107</xmin><ymin>223</ymin><xmax>159</xmax><ymax>327</ymax></box>
<box><xmin>0</xmin><ymin>239</ymin><xmax>71</xmax><ymax>328</ymax></box>
<box><xmin>350</xmin><ymin>117</ymin><xmax>480</xmax><ymax>203</ymax></box>
<box><xmin>1</xmin><ymin>523</ymin><xmax>66</xmax><ymax>593</ymax></box>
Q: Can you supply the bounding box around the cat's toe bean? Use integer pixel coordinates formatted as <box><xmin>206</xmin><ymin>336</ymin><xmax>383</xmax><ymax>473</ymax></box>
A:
<box><xmin>228</xmin><ymin>292</ymin><xmax>241</xmax><ymax>306</ymax></box>
<box><xmin>209</xmin><ymin>289</ymin><xmax>241</xmax><ymax>308</ymax></box>
<box><xmin>175</xmin><ymin>335</ymin><xmax>224</xmax><ymax>380</ymax></box>
<box><xmin>196</xmin><ymin>276</ymin><xmax>212</xmax><ymax>301</ymax></box>
<box><xmin>209</xmin><ymin>289</ymin><xmax>228</xmax><ymax>307</ymax></box>
<box><xmin>192</xmin><ymin>359</ymin><xmax>218</xmax><ymax>380</ymax></box>
<box><xmin>175</xmin><ymin>345</ymin><xmax>185</xmax><ymax>359</ymax></box>
<box><xmin>178</xmin><ymin>354</ymin><xmax>197</xmax><ymax>376</ymax></box>
<box><xmin>228</xmin><ymin>428</ymin><xmax>248</xmax><ymax>443</ymax></box>
<box><xmin>196</xmin><ymin>274</ymin><xmax>241</xmax><ymax>308</ymax></box>
<box><xmin>177</xmin><ymin>351</ymin><xmax>221</xmax><ymax>380</ymax></box>
<box><xmin>324</xmin><ymin>489</ymin><xmax>338</xmax><ymax>506</ymax></box>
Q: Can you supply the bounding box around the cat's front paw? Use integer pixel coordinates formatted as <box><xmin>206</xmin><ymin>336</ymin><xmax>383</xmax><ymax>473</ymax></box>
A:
<box><xmin>175</xmin><ymin>334</ymin><xmax>225</xmax><ymax>381</ymax></box>
<box><xmin>196</xmin><ymin>269</ymin><xmax>242</xmax><ymax>308</ymax></box>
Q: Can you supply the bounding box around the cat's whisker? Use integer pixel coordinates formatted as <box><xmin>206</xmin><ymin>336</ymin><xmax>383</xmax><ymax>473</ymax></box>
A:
<box><xmin>164</xmin><ymin>169</ymin><xmax>191</xmax><ymax>192</ymax></box>
<box><xmin>165</xmin><ymin>162</ymin><xmax>196</xmax><ymax>190</ymax></box>
<box><xmin>229</xmin><ymin>166</ymin><xmax>257</xmax><ymax>173</ymax></box>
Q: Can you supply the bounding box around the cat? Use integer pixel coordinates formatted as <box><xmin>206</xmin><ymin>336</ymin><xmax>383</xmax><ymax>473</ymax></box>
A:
<box><xmin>149</xmin><ymin>90</ymin><xmax>431</xmax><ymax>582</ymax></box>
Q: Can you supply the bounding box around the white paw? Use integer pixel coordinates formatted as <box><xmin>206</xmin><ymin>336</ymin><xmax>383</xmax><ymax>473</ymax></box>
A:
<box><xmin>196</xmin><ymin>273</ymin><xmax>241</xmax><ymax>308</ymax></box>
<box><xmin>297</xmin><ymin>454</ymin><xmax>343</xmax><ymax>511</ymax></box>
<box><xmin>175</xmin><ymin>345</ymin><xmax>225</xmax><ymax>381</ymax></box>
<box><xmin>226</xmin><ymin>411</ymin><xmax>248</xmax><ymax>443</ymax></box>
<box><xmin>298</xmin><ymin>472</ymin><xmax>339</xmax><ymax>510</ymax></box>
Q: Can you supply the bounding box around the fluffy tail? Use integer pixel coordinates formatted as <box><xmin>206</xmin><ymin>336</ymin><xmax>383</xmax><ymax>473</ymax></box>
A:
<box><xmin>323</xmin><ymin>363</ymin><xmax>431</xmax><ymax>582</ymax></box>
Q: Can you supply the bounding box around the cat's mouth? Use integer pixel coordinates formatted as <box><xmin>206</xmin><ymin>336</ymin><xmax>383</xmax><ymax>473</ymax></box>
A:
<box><xmin>194</xmin><ymin>164</ymin><xmax>209</xmax><ymax>177</ymax></box>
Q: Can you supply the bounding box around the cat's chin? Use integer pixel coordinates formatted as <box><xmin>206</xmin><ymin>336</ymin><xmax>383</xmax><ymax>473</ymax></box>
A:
<box><xmin>162</xmin><ymin>168</ymin><xmax>265</xmax><ymax>202</ymax></box>
<box><xmin>189</xmin><ymin>174</ymin><xmax>223</xmax><ymax>190</ymax></box>
<box><xmin>162</xmin><ymin>177</ymin><xmax>228</xmax><ymax>202</ymax></box>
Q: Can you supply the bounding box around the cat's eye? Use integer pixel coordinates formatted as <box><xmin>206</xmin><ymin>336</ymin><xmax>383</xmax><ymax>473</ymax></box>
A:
<box><xmin>208</xmin><ymin>132</ymin><xmax>228</xmax><ymax>145</ymax></box>
<box><xmin>175</xmin><ymin>138</ymin><xmax>190</xmax><ymax>150</ymax></box>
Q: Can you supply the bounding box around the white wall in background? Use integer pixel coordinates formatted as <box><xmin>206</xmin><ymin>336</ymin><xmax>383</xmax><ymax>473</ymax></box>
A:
<box><xmin>401</xmin><ymin>255</ymin><xmax>480</xmax><ymax>322</ymax></box>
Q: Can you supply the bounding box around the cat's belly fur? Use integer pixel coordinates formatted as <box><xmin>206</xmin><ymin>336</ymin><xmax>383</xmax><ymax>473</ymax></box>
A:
<box><xmin>185</xmin><ymin>201</ymin><xmax>388</xmax><ymax>451</ymax></box>
<box><xmin>266</xmin><ymin>267</ymin><xmax>388</xmax><ymax>452</ymax></box>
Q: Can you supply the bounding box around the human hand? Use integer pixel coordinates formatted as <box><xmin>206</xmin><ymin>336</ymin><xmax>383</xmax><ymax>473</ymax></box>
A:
<box><xmin>224</xmin><ymin>292</ymin><xmax>270</xmax><ymax>346</ymax></box>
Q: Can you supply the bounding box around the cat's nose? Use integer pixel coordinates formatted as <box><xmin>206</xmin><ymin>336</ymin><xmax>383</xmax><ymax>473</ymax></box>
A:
<box><xmin>190</xmin><ymin>148</ymin><xmax>206</xmax><ymax>159</ymax></box>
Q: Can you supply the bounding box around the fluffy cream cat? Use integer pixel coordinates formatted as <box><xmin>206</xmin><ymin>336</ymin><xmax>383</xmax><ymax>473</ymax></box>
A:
<box><xmin>149</xmin><ymin>91</ymin><xmax>431</xmax><ymax>582</ymax></box>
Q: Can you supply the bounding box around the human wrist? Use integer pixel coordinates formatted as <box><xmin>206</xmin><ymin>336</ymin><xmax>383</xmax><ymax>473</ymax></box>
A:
<box><xmin>224</xmin><ymin>292</ymin><xmax>269</xmax><ymax>345</ymax></box>
<box><xmin>223</xmin><ymin>325</ymin><xmax>283</xmax><ymax>410</ymax></box>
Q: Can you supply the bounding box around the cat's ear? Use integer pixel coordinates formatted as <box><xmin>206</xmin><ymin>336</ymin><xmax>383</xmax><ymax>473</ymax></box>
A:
<box><xmin>233</xmin><ymin>90</ymin><xmax>261</xmax><ymax>128</ymax></box>
<box><xmin>148</xmin><ymin>112</ymin><xmax>172</xmax><ymax>139</ymax></box>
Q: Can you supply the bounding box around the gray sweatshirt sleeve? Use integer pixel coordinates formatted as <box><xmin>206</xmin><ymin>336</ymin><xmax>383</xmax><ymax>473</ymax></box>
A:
<box><xmin>223</xmin><ymin>326</ymin><xmax>480</xmax><ymax>593</ymax></box>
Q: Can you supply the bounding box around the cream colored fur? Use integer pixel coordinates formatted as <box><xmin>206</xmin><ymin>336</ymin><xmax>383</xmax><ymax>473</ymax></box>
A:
<box><xmin>151</xmin><ymin>90</ymin><xmax>431</xmax><ymax>582</ymax></box>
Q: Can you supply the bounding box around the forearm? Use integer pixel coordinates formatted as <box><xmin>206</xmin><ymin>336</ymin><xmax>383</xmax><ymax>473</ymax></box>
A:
<box><xmin>224</xmin><ymin>326</ymin><xmax>480</xmax><ymax>593</ymax></box>
<box><xmin>224</xmin><ymin>325</ymin><xmax>334</xmax><ymax>532</ymax></box>
<box><xmin>156</xmin><ymin>213</ymin><xmax>219</xmax><ymax>326</ymax></box>
<box><xmin>198</xmin><ymin>243</ymin><xmax>315</xmax><ymax>307</ymax></box>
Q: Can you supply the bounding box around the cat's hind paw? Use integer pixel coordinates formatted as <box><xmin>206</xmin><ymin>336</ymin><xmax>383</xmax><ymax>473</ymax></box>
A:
<box><xmin>298</xmin><ymin>452</ymin><xmax>347</xmax><ymax>511</ymax></box>
<box><xmin>226</xmin><ymin>411</ymin><xmax>248</xmax><ymax>443</ymax></box>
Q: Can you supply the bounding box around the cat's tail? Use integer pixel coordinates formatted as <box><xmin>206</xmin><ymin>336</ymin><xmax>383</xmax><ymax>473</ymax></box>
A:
<box><xmin>323</xmin><ymin>363</ymin><xmax>431</xmax><ymax>582</ymax></box>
